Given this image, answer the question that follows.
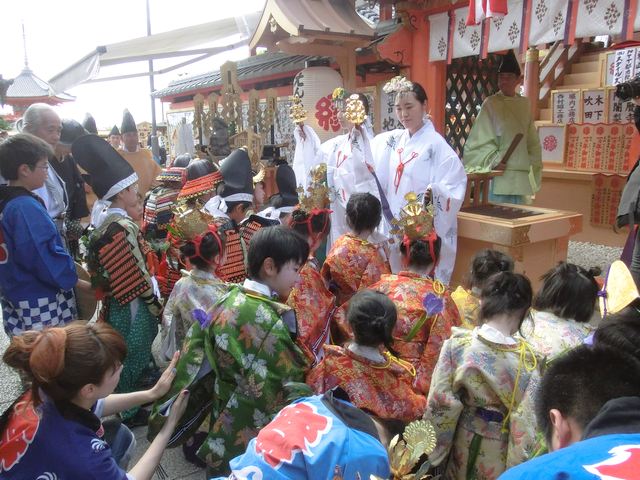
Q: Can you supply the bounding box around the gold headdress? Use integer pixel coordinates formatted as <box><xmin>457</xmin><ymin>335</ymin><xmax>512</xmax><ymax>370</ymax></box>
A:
<box><xmin>383</xmin><ymin>75</ymin><xmax>414</xmax><ymax>95</ymax></box>
<box><xmin>169</xmin><ymin>204</ymin><xmax>216</xmax><ymax>242</ymax></box>
<box><xmin>390</xmin><ymin>192</ymin><xmax>435</xmax><ymax>240</ymax></box>
<box><xmin>371</xmin><ymin>419</ymin><xmax>437</xmax><ymax>480</ymax></box>
<box><xmin>296</xmin><ymin>163</ymin><xmax>332</xmax><ymax>212</ymax></box>
<box><xmin>331</xmin><ymin>87</ymin><xmax>347</xmax><ymax>101</ymax></box>
<box><xmin>289</xmin><ymin>95</ymin><xmax>307</xmax><ymax>124</ymax></box>
<box><xmin>599</xmin><ymin>260</ymin><xmax>640</xmax><ymax>316</ymax></box>
<box><xmin>345</xmin><ymin>94</ymin><xmax>367</xmax><ymax>126</ymax></box>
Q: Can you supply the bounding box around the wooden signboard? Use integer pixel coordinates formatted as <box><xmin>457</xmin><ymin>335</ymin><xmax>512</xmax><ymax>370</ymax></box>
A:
<box><xmin>538</xmin><ymin>124</ymin><xmax>567</xmax><ymax>166</ymax></box>
<box><xmin>377</xmin><ymin>80</ymin><xmax>402</xmax><ymax>133</ymax></box>
<box><xmin>552</xmin><ymin>90</ymin><xmax>581</xmax><ymax>125</ymax></box>
<box><xmin>606</xmin><ymin>87</ymin><xmax>634</xmax><ymax>124</ymax></box>
<box><xmin>581</xmin><ymin>88</ymin><xmax>606</xmax><ymax>124</ymax></box>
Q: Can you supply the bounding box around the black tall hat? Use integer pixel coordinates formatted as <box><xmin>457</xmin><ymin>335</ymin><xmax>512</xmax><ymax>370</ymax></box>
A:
<box><xmin>218</xmin><ymin>148</ymin><xmax>254</xmax><ymax>202</ymax></box>
<box><xmin>120</xmin><ymin>109</ymin><xmax>137</xmax><ymax>134</ymax></box>
<box><xmin>109</xmin><ymin>125</ymin><xmax>121</xmax><ymax>136</ymax></box>
<box><xmin>82</xmin><ymin>113</ymin><xmax>98</xmax><ymax>134</ymax></box>
<box><xmin>269</xmin><ymin>164</ymin><xmax>299</xmax><ymax>209</ymax></box>
<box><xmin>72</xmin><ymin>135</ymin><xmax>138</xmax><ymax>199</ymax></box>
<box><xmin>498</xmin><ymin>50</ymin><xmax>521</xmax><ymax>76</ymax></box>
<box><xmin>59</xmin><ymin>119</ymin><xmax>89</xmax><ymax>147</ymax></box>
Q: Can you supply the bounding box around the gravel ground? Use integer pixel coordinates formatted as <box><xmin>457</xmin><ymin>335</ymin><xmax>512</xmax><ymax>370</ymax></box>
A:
<box><xmin>0</xmin><ymin>240</ymin><xmax>623</xmax><ymax>478</ymax></box>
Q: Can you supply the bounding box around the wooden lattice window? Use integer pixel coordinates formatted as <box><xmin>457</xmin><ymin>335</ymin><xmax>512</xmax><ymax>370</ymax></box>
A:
<box><xmin>445</xmin><ymin>54</ymin><xmax>500</xmax><ymax>158</ymax></box>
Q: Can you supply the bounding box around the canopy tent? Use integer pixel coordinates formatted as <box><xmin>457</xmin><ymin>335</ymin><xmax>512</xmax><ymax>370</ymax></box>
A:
<box><xmin>49</xmin><ymin>12</ymin><xmax>261</xmax><ymax>93</ymax></box>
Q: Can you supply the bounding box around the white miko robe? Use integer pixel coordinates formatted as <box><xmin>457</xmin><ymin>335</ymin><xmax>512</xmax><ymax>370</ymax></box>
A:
<box><xmin>321</xmin><ymin>127</ymin><xmax>380</xmax><ymax>247</ymax></box>
<box><xmin>292</xmin><ymin>124</ymin><xmax>321</xmax><ymax>189</ymax></box>
<box><xmin>293</xmin><ymin>123</ymin><xmax>387</xmax><ymax>250</ymax></box>
<box><xmin>371</xmin><ymin>120</ymin><xmax>467</xmax><ymax>284</ymax></box>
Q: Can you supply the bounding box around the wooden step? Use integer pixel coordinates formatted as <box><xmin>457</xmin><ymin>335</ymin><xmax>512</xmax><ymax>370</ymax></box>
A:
<box><xmin>571</xmin><ymin>60</ymin><xmax>601</xmax><ymax>74</ymax></box>
<box><xmin>538</xmin><ymin>107</ymin><xmax>552</xmax><ymax>122</ymax></box>
<box><xmin>579</xmin><ymin>51</ymin><xmax>605</xmax><ymax>63</ymax></box>
<box><xmin>562</xmin><ymin>72</ymin><xmax>601</xmax><ymax>86</ymax></box>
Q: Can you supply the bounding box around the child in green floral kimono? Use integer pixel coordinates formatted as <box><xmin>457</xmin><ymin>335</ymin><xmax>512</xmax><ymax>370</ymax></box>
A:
<box><xmin>150</xmin><ymin>225</ymin><xmax>311</xmax><ymax>475</ymax></box>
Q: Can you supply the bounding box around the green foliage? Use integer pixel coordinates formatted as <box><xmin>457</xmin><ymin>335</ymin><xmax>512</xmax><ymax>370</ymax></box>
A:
<box><xmin>0</xmin><ymin>116</ymin><xmax>11</xmax><ymax>131</ymax></box>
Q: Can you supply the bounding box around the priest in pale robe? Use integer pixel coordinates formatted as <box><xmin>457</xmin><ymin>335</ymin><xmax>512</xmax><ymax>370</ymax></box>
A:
<box><xmin>371</xmin><ymin>76</ymin><xmax>466</xmax><ymax>284</ymax></box>
<box><xmin>463</xmin><ymin>50</ymin><xmax>542</xmax><ymax>205</ymax></box>
<box><xmin>118</xmin><ymin>109</ymin><xmax>162</xmax><ymax>197</ymax></box>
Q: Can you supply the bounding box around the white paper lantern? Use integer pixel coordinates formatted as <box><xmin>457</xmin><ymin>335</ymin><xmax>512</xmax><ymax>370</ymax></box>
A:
<box><xmin>292</xmin><ymin>63</ymin><xmax>344</xmax><ymax>142</ymax></box>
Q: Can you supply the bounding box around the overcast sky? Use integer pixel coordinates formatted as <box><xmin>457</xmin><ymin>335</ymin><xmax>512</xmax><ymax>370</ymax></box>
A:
<box><xmin>1</xmin><ymin>0</ymin><xmax>265</xmax><ymax>129</ymax></box>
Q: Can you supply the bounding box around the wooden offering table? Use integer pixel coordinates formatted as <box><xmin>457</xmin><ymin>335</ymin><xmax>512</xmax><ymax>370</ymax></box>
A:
<box><xmin>452</xmin><ymin>173</ymin><xmax>582</xmax><ymax>291</ymax></box>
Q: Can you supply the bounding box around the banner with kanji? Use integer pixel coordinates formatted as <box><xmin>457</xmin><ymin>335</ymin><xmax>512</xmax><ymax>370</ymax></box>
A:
<box><xmin>591</xmin><ymin>174</ymin><xmax>625</xmax><ymax>227</ymax></box>
<box><xmin>452</xmin><ymin>7</ymin><xmax>482</xmax><ymax>59</ymax></box>
<box><xmin>575</xmin><ymin>0</ymin><xmax>625</xmax><ymax>38</ymax></box>
<box><xmin>528</xmin><ymin>0</ymin><xmax>571</xmax><ymax>46</ymax></box>
<box><xmin>429</xmin><ymin>12</ymin><xmax>450</xmax><ymax>62</ymax></box>
<box><xmin>487</xmin><ymin>0</ymin><xmax>524</xmax><ymax>53</ymax></box>
<box><xmin>566</xmin><ymin>123</ymin><xmax>636</xmax><ymax>175</ymax></box>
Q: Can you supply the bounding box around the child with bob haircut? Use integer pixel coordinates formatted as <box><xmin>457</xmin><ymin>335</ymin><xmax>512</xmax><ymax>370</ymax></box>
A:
<box><xmin>0</xmin><ymin>134</ymin><xmax>79</xmax><ymax>337</ymax></box>
<box><xmin>307</xmin><ymin>289</ymin><xmax>426</xmax><ymax>422</ymax></box>
<box><xmin>0</xmin><ymin>322</ymin><xmax>189</xmax><ymax>480</ymax></box>
<box><xmin>149</xmin><ymin>225</ymin><xmax>311</xmax><ymax>476</ymax></box>
<box><xmin>322</xmin><ymin>192</ymin><xmax>390</xmax><ymax>306</ymax></box>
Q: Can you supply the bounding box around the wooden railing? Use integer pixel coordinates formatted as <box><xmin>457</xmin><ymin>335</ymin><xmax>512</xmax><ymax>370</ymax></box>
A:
<box><xmin>538</xmin><ymin>39</ymin><xmax>584</xmax><ymax>103</ymax></box>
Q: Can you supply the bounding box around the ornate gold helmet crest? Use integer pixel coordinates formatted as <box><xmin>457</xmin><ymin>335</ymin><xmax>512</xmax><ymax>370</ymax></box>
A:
<box><xmin>169</xmin><ymin>204</ymin><xmax>216</xmax><ymax>242</ymax></box>
<box><xmin>390</xmin><ymin>192</ymin><xmax>435</xmax><ymax>240</ymax></box>
<box><xmin>296</xmin><ymin>163</ymin><xmax>332</xmax><ymax>212</ymax></box>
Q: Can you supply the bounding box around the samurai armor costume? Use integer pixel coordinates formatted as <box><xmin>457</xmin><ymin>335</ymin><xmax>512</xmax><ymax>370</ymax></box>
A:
<box><xmin>211</xmin><ymin>391</ymin><xmax>391</xmax><ymax>480</ymax></box>
<box><xmin>0</xmin><ymin>186</ymin><xmax>77</xmax><ymax>336</ymax></box>
<box><xmin>144</xmin><ymin>167</ymin><xmax>186</xmax><ymax>241</ymax></box>
<box><xmin>307</xmin><ymin>344</ymin><xmax>426</xmax><ymax>423</ymax></box>
<box><xmin>87</xmin><ymin>212</ymin><xmax>160</xmax><ymax>419</ymax></box>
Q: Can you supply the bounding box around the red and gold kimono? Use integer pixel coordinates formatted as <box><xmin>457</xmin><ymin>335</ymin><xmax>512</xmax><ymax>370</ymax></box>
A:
<box><xmin>287</xmin><ymin>258</ymin><xmax>336</xmax><ymax>364</ymax></box>
<box><xmin>370</xmin><ymin>272</ymin><xmax>462</xmax><ymax>395</ymax></box>
<box><xmin>321</xmin><ymin>233</ymin><xmax>390</xmax><ymax>306</ymax></box>
<box><xmin>306</xmin><ymin>344</ymin><xmax>426</xmax><ymax>422</ymax></box>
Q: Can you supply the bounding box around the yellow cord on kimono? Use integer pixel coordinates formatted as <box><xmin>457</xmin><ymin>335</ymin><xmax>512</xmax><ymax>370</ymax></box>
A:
<box><xmin>499</xmin><ymin>340</ymin><xmax>537</xmax><ymax>433</ymax></box>
<box><xmin>384</xmin><ymin>351</ymin><xmax>417</xmax><ymax>377</ymax></box>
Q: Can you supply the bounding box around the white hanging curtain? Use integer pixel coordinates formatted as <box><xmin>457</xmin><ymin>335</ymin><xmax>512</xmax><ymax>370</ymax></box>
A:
<box><xmin>575</xmin><ymin>0</ymin><xmax>626</xmax><ymax>38</ymax></box>
<box><xmin>528</xmin><ymin>0</ymin><xmax>571</xmax><ymax>46</ymax></box>
<box><xmin>487</xmin><ymin>0</ymin><xmax>524</xmax><ymax>53</ymax></box>
<box><xmin>452</xmin><ymin>7</ymin><xmax>482</xmax><ymax>59</ymax></box>
<box><xmin>428</xmin><ymin>12</ymin><xmax>450</xmax><ymax>62</ymax></box>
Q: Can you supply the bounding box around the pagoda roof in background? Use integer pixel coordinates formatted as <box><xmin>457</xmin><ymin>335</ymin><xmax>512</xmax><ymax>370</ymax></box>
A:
<box><xmin>6</xmin><ymin>66</ymin><xmax>74</xmax><ymax>105</ymax></box>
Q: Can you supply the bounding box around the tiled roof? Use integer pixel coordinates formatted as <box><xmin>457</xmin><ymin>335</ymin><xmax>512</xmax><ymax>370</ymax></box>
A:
<box><xmin>6</xmin><ymin>67</ymin><xmax>74</xmax><ymax>100</ymax></box>
<box><xmin>153</xmin><ymin>52</ymin><xmax>321</xmax><ymax>98</ymax></box>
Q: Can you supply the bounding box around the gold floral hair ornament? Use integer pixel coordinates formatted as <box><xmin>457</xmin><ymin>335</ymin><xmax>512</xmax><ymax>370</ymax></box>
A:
<box><xmin>390</xmin><ymin>192</ymin><xmax>435</xmax><ymax>240</ymax></box>
<box><xmin>383</xmin><ymin>75</ymin><xmax>414</xmax><ymax>95</ymax></box>
<box><xmin>296</xmin><ymin>163</ymin><xmax>332</xmax><ymax>212</ymax></box>
<box><xmin>289</xmin><ymin>95</ymin><xmax>307</xmax><ymax>124</ymax></box>
<box><xmin>332</xmin><ymin>87</ymin><xmax>347</xmax><ymax>101</ymax></box>
<box><xmin>345</xmin><ymin>94</ymin><xmax>367</xmax><ymax>126</ymax></box>
<box><xmin>371</xmin><ymin>419</ymin><xmax>437</xmax><ymax>480</ymax></box>
<box><xmin>168</xmin><ymin>204</ymin><xmax>216</xmax><ymax>242</ymax></box>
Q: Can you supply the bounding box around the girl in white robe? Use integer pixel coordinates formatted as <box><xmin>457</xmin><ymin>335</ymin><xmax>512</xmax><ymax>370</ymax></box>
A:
<box><xmin>372</xmin><ymin>77</ymin><xmax>467</xmax><ymax>284</ymax></box>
